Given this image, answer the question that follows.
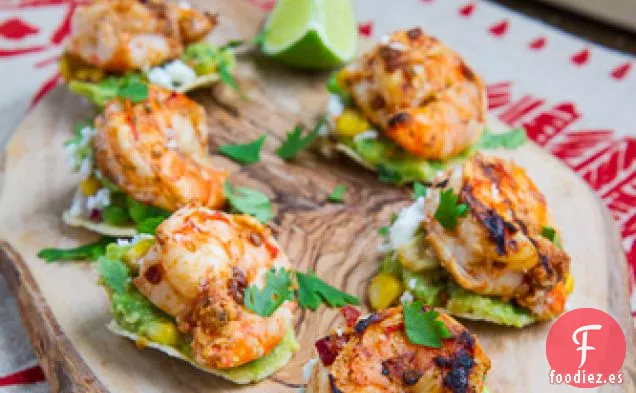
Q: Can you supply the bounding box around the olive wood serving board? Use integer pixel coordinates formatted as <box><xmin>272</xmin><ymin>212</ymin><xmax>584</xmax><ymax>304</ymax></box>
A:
<box><xmin>0</xmin><ymin>0</ymin><xmax>634</xmax><ymax>392</ymax></box>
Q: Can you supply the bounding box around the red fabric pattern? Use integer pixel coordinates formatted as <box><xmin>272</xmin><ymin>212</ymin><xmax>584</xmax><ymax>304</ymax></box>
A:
<box><xmin>0</xmin><ymin>366</ymin><xmax>46</xmax><ymax>387</ymax></box>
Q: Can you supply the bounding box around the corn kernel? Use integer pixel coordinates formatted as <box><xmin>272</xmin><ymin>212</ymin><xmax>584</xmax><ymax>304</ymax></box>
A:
<box><xmin>122</xmin><ymin>238</ymin><xmax>155</xmax><ymax>269</ymax></box>
<box><xmin>146</xmin><ymin>321</ymin><xmax>179</xmax><ymax>346</ymax></box>
<box><xmin>368</xmin><ymin>273</ymin><xmax>403</xmax><ymax>310</ymax></box>
<box><xmin>80</xmin><ymin>176</ymin><xmax>101</xmax><ymax>196</ymax></box>
<box><xmin>564</xmin><ymin>273</ymin><xmax>574</xmax><ymax>295</ymax></box>
<box><xmin>335</xmin><ymin>109</ymin><xmax>371</xmax><ymax>137</ymax></box>
<box><xmin>396</xmin><ymin>233</ymin><xmax>440</xmax><ymax>273</ymax></box>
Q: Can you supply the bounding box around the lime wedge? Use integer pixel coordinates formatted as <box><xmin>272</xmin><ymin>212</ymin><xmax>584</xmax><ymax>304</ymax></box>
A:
<box><xmin>262</xmin><ymin>0</ymin><xmax>358</xmax><ymax>70</ymax></box>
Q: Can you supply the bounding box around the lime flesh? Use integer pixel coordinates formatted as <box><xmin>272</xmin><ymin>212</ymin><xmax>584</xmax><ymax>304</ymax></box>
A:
<box><xmin>262</xmin><ymin>0</ymin><xmax>358</xmax><ymax>70</ymax></box>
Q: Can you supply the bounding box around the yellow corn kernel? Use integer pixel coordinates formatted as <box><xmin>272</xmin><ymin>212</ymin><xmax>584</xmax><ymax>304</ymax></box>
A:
<box><xmin>80</xmin><ymin>176</ymin><xmax>101</xmax><ymax>196</ymax></box>
<box><xmin>396</xmin><ymin>233</ymin><xmax>440</xmax><ymax>273</ymax></box>
<box><xmin>368</xmin><ymin>273</ymin><xmax>403</xmax><ymax>311</ymax></box>
<box><xmin>564</xmin><ymin>273</ymin><xmax>574</xmax><ymax>295</ymax></box>
<box><xmin>59</xmin><ymin>55</ymin><xmax>72</xmax><ymax>82</ymax></box>
<box><xmin>122</xmin><ymin>238</ymin><xmax>155</xmax><ymax>269</ymax></box>
<box><xmin>335</xmin><ymin>109</ymin><xmax>371</xmax><ymax>137</ymax></box>
<box><xmin>146</xmin><ymin>321</ymin><xmax>179</xmax><ymax>346</ymax></box>
<box><xmin>75</xmin><ymin>67</ymin><xmax>105</xmax><ymax>83</ymax></box>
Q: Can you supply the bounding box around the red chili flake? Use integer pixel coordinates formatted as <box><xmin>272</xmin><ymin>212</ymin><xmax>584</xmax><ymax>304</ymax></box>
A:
<box><xmin>265</xmin><ymin>241</ymin><xmax>279</xmax><ymax>259</ymax></box>
<box><xmin>89</xmin><ymin>209</ymin><xmax>102</xmax><ymax>222</ymax></box>
<box><xmin>315</xmin><ymin>337</ymin><xmax>338</xmax><ymax>366</ymax></box>
<box><xmin>384</xmin><ymin>322</ymin><xmax>404</xmax><ymax>334</ymax></box>
<box><xmin>144</xmin><ymin>264</ymin><xmax>163</xmax><ymax>284</ymax></box>
<box><xmin>340</xmin><ymin>305</ymin><xmax>361</xmax><ymax>327</ymax></box>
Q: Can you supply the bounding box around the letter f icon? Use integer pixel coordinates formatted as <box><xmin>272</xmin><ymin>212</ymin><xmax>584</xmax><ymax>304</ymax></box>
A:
<box><xmin>572</xmin><ymin>324</ymin><xmax>602</xmax><ymax>368</ymax></box>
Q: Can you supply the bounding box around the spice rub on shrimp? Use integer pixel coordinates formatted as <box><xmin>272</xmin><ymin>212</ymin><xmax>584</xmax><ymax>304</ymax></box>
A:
<box><xmin>339</xmin><ymin>28</ymin><xmax>486</xmax><ymax>160</ymax></box>
<box><xmin>424</xmin><ymin>154</ymin><xmax>571</xmax><ymax>320</ymax></box>
<box><xmin>67</xmin><ymin>0</ymin><xmax>216</xmax><ymax>72</ymax></box>
<box><xmin>133</xmin><ymin>205</ymin><xmax>295</xmax><ymax>369</ymax></box>
<box><xmin>307</xmin><ymin>306</ymin><xmax>491</xmax><ymax>393</ymax></box>
<box><xmin>92</xmin><ymin>85</ymin><xmax>228</xmax><ymax>212</ymax></box>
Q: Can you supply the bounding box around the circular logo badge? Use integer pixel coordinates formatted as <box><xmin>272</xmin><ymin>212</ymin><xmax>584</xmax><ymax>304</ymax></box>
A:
<box><xmin>546</xmin><ymin>308</ymin><xmax>626</xmax><ymax>387</ymax></box>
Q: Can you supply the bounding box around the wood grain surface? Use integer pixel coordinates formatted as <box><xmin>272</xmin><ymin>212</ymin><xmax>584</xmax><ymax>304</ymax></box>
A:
<box><xmin>0</xmin><ymin>1</ymin><xmax>634</xmax><ymax>392</ymax></box>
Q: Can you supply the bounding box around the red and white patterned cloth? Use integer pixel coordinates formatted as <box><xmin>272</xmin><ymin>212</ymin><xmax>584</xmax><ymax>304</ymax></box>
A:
<box><xmin>0</xmin><ymin>0</ymin><xmax>634</xmax><ymax>389</ymax></box>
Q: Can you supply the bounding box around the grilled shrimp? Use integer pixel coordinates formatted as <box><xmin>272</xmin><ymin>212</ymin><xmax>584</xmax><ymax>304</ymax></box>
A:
<box><xmin>67</xmin><ymin>0</ymin><xmax>216</xmax><ymax>72</ymax></box>
<box><xmin>340</xmin><ymin>28</ymin><xmax>486</xmax><ymax>160</ymax></box>
<box><xmin>93</xmin><ymin>85</ymin><xmax>227</xmax><ymax>212</ymax></box>
<box><xmin>307</xmin><ymin>306</ymin><xmax>491</xmax><ymax>393</ymax></box>
<box><xmin>133</xmin><ymin>205</ymin><xmax>295</xmax><ymax>368</ymax></box>
<box><xmin>424</xmin><ymin>154</ymin><xmax>570</xmax><ymax>319</ymax></box>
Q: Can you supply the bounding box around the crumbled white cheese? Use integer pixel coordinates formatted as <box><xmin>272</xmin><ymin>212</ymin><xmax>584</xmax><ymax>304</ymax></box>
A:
<box><xmin>148</xmin><ymin>59</ymin><xmax>197</xmax><ymax>90</ymax></box>
<box><xmin>303</xmin><ymin>359</ymin><xmax>318</xmax><ymax>383</ymax></box>
<box><xmin>78</xmin><ymin>157</ymin><xmax>92</xmax><ymax>180</ymax></box>
<box><xmin>353</xmin><ymin>130</ymin><xmax>378</xmax><ymax>143</ymax></box>
<box><xmin>388</xmin><ymin>197</ymin><xmax>426</xmax><ymax>250</ymax></box>
<box><xmin>68</xmin><ymin>192</ymin><xmax>84</xmax><ymax>217</ymax></box>
<box><xmin>336</xmin><ymin>328</ymin><xmax>343</xmax><ymax>337</ymax></box>
<box><xmin>408</xmin><ymin>278</ymin><xmax>417</xmax><ymax>290</ymax></box>
<box><xmin>400</xmin><ymin>291</ymin><xmax>414</xmax><ymax>304</ymax></box>
<box><xmin>388</xmin><ymin>41</ymin><xmax>406</xmax><ymax>51</ymax></box>
<box><xmin>147</xmin><ymin>67</ymin><xmax>173</xmax><ymax>89</ymax></box>
<box><xmin>327</xmin><ymin>94</ymin><xmax>345</xmax><ymax>118</ymax></box>
<box><xmin>64</xmin><ymin>143</ymin><xmax>78</xmax><ymax>169</ymax></box>
<box><xmin>86</xmin><ymin>188</ymin><xmax>111</xmax><ymax>211</ymax></box>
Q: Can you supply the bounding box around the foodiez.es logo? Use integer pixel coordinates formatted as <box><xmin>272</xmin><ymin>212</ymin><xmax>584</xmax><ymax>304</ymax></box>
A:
<box><xmin>546</xmin><ymin>308</ymin><xmax>626</xmax><ymax>387</ymax></box>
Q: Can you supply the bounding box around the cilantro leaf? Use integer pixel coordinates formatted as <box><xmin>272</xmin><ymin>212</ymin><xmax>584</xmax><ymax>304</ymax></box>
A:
<box><xmin>220</xmin><ymin>40</ymin><xmax>245</xmax><ymax>50</ymax></box>
<box><xmin>296</xmin><ymin>272</ymin><xmax>360</xmax><ymax>311</ymax></box>
<box><xmin>541</xmin><ymin>226</ymin><xmax>562</xmax><ymax>248</ymax></box>
<box><xmin>218</xmin><ymin>56</ymin><xmax>240</xmax><ymax>92</ymax></box>
<box><xmin>224</xmin><ymin>181</ymin><xmax>274</xmax><ymax>223</ymax></box>
<box><xmin>378</xmin><ymin>226</ymin><xmax>389</xmax><ymax>237</ymax></box>
<box><xmin>327</xmin><ymin>185</ymin><xmax>347</xmax><ymax>203</ymax></box>
<box><xmin>412</xmin><ymin>182</ymin><xmax>428</xmax><ymax>200</ymax></box>
<box><xmin>244</xmin><ymin>268</ymin><xmax>293</xmax><ymax>316</ymax></box>
<box><xmin>434</xmin><ymin>189</ymin><xmax>469</xmax><ymax>230</ymax></box>
<box><xmin>219</xmin><ymin>135</ymin><xmax>266</xmax><ymax>164</ymax></box>
<box><xmin>98</xmin><ymin>257</ymin><xmax>131</xmax><ymax>295</ymax></box>
<box><xmin>403</xmin><ymin>301</ymin><xmax>451</xmax><ymax>348</ymax></box>
<box><xmin>477</xmin><ymin>127</ymin><xmax>527</xmax><ymax>150</ymax></box>
<box><xmin>126</xmin><ymin>196</ymin><xmax>170</xmax><ymax>224</ymax></box>
<box><xmin>37</xmin><ymin>237</ymin><xmax>113</xmax><ymax>262</ymax></box>
<box><xmin>276</xmin><ymin>119</ymin><xmax>324</xmax><ymax>160</ymax></box>
<box><xmin>118</xmin><ymin>81</ymin><xmax>148</xmax><ymax>103</ymax></box>
<box><xmin>137</xmin><ymin>217</ymin><xmax>166</xmax><ymax>234</ymax></box>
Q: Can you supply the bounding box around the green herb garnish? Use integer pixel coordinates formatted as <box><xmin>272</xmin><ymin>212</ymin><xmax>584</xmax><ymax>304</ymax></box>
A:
<box><xmin>37</xmin><ymin>237</ymin><xmax>113</xmax><ymax>262</ymax></box>
<box><xmin>412</xmin><ymin>182</ymin><xmax>428</xmax><ymax>200</ymax></box>
<box><xmin>244</xmin><ymin>269</ymin><xmax>360</xmax><ymax>316</ymax></box>
<box><xmin>541</xmin><ymin>226</ymin><xmax>562</xmax><ymax>248</ymax></box>
<box><xmin>219</xmin><ymin>135</ymin><xmax>266</xmax><ymax>164</ymax></box>
<box><xmin>224</xmin><ymin>181</ymin><xmax>274</xmax><ymax>223</ymax></box>
<box><xmin>296</xmin><ymin>271</ymin><xmax>360</xmax><ymax>310</ymax></box>
<box><xmin>244</xmin><ymin>267</ymin><xmax>293</xmax><ymax>317</ymax></box>
<box><xmin>326</xmin><ymin>72</ymin><xmax>351</xmax><ymax>105</ymax></box>
<box><xmin>327</xmin><ymin>184</ymin><xmax>347</xmax><ymax>203</ymax></box>
<box><xmin>276</xmin><ymin>119</ymin><xmax>324</xmax><ymax>160</ymax></box>
<box><xmin>477</xmin><ymin>127</ymin><xmax>527</xmax><ymax>150</ymax></box>
<box><xmin>403</xmin><ymin>301</ymin><xmax>451</xmax><ymax>348</ymax></box>
<box><xmin>434</xmin><ymin>189</ymin><xmax>469</xmax><ymax>230</ymax></box>
<box><xmin>137</xmin><ymin>217</ymin><xmax>166</xmax><ymax>235</ymax></box>
<box><xmin>378</xmin><ymin>226</ymin><xmax>389</xmax><ymax>237</ymax></box>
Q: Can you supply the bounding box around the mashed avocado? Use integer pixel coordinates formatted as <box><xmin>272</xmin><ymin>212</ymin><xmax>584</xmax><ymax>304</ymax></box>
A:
<box><xmin>98</xmin><ymin>243</ymin><xmax>299</xmax><ymax>383</ymax></box>
<box><xmin>337</xmin><ymin>135</ymin><xmax>466</xmax><ymax>185</ymax></box>
<box><xmin>391</xmin><ymin>259</ymin><xmax>536</xmax><ymax>328</ymax></box>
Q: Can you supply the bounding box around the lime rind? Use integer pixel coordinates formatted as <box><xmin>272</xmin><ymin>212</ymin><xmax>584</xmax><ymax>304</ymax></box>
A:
<box><xmin>263</xmin><ymin>0</ymin><xmax>357</xmax><ymax>69</ymax></box>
